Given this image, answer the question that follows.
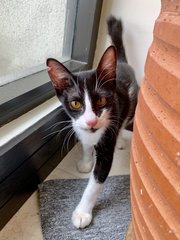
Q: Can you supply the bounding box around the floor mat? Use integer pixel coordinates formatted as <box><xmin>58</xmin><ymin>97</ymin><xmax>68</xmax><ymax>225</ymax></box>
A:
<box><xmin>39</xmin><ymin>175</ymin><xmax>131</xmax><ymax>240</ymax></box>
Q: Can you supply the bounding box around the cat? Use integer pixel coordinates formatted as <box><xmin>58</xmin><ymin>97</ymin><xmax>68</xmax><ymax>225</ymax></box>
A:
<box><xmin>47</xmin><ymin>15</ymin><xmax>138</xmax><ymax>229</ymax></box>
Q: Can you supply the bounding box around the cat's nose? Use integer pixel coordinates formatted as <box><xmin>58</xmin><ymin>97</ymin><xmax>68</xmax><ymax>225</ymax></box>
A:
<box><xmin>86</xmin><ymin>119</ymin><xmax>97</xmax><ymax>128</ymax></box>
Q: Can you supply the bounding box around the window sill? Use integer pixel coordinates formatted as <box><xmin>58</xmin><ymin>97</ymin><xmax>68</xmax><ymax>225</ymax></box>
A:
<box><xmin>0</xmin><ymin>96</ymin><xmax>60</xmax><ymax>152</ymax></box>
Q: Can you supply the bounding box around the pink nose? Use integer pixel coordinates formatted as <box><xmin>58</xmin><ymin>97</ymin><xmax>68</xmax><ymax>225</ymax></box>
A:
<box><xmin>86</xmin><ymin>119</ymin><xmax>97</xmax><ymax>128</ymax></box>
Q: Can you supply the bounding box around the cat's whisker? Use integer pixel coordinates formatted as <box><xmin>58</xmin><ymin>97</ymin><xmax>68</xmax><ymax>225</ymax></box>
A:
<box><xmin>56</xmin><ymin>124</ymin><xmax>72</xmax><ymax>141</ymax></box>
<box><xmin>60</xmin><ymin>129</ymin><xmax>70</xmax><ymax>156</ymax></box>
<box><xmin>108</xmin><ymin>127</ymin><xmax>116</xmax><ymax>140</ymax></box>
<box><xmin>110</xmin><ymin>114</ymin><xmax>124</xmax><ymax>122</ymax></box>
<box><xmin>66</xmin><ymin>129</ymin><xmax>75</xmax><ymax>152</ymax></box>
<box><xmin>96</xmin><ymin>65</ymin><xmax>107</xmax><ymax>82</ymax></box>
<box><xmin>61</xmin><ymin>128</ymin><xmax>71</xmax><ymax>148</ymax></box>
<box><xmin>43</xmin><ymin>109</ymin><xmax>66</xmax><ymax>132</ymax></box>
<box><xmin>108</xmin><ymin>128</ymin><xmax>118</xmax><ymax>141</ymax></box>
<box><xmin>43</xmin><ymin>124</ymin><xmax>72</xmax><ymax>140</ymax></box>
<box><xmin>100</xmin><ymin>68</ymin><xmax>115</xmax><ymax>81</ymax></box>
<box><xmin>97</xmin><ymin>65</ymin><xmax>115</xmax><ymax>84</ymax></box>
<box><xmin>98</xmin><ymin>78</ymin><xmax>115</xmax><ymax>90</ymax></box>
<box><xmin>61</xmin><ymin>128</ymin><xmax>74</xmax><ymax>156</ymax></box>
<box><xmin>97</xmin><ymin>63</ymin><xmax>113</xmax><ymax>82</ymax></box>
<box><xmin>96</xmin><ymin>68</ymin><xmax>109</xmax><ymax>90</ymax></box>
<box><xmin>43</xmin><ymin>130</ymin><xmax>62</xmax><ymax>140</ymax></box>
<box><xmin>45</xmin><ymin>120</ymin><xmax>72</xmax><ymax>131</ymax></box>
<box><xmin>110</xmin><ymin>118</ymin><xmax>122</xmax><ymax>124</ymax></box>
<box><xmin>110</xmin><ymin>121</ymin><xmax>120</xmax><ymax>127</ymax></box>
<box><xmin>110</xmin><ymin>123</ymin><xmax>119</xmax><ymax>131</ymax></box>
<box><xmin>96</xmin><ymin>69</ymin><xmax>115</xmax><ymax>91</ymax></box>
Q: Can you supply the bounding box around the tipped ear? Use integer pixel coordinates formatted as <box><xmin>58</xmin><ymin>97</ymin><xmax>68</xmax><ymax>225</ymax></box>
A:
<box><xmin>97</xmin><ymin>46</ymin><xmax>117</xmax><ymax>82</ymax></box>
<box><xmin>47</xmin><ymin>58</ymin><xmax>72</xmax><ymax>95</ymax></box>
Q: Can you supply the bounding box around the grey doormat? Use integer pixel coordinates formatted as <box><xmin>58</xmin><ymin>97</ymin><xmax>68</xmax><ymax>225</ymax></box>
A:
<box><xmin>39</xmin><ymin>175</ymin><xmax>131</xmax><ymax>240</ymax></box>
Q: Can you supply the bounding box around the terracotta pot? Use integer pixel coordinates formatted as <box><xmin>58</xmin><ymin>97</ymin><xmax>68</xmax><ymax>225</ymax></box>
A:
<box><xmin>130</xmin><ymin>1</ymin><xmax>180</xmax><ymax>239</ymax></box>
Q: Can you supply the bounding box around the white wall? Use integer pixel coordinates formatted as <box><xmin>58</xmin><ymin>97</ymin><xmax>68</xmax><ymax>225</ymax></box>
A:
<box><xmin>93</xmin><ymin>0</ymin><xmax>161</xmax><ymax>84</ymax></box>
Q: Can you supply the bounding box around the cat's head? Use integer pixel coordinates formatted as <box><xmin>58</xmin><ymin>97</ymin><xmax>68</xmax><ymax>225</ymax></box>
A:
<box><xmin>47</xmin><ymin>46</ymin><xmax>117</xmax><ymax>140</ymax></box>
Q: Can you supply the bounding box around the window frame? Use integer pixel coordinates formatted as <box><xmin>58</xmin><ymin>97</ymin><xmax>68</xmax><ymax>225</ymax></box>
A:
<box><xmin>0</xmin><ymin>0</ymin><xmax>103</xmax><ymax>127</ymax></box>
<box><xmin>0</xmin><ymin>0</ymin><xmax>103</xmax><ymax>229</ymax></box>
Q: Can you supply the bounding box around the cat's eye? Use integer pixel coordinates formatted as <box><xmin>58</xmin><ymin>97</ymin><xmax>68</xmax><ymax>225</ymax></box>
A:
<box><xmin>96</xmin><ymin>97</ymin><xmax>107</xmax><ymax>107</ymax></box>
<box><xmin>70</xmin><ymin>101</ymin><xmax>82</xmax><ymax>110</ymax></box>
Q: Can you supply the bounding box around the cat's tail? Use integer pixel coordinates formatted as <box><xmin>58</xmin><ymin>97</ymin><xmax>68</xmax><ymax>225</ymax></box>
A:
<box><xmin>107</xmin><ymin>15</ymin><xmax>127</xmax><ymax>62</ymax></box>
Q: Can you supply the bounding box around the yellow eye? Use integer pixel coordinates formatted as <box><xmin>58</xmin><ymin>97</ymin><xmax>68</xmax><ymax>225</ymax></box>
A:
<box><xmin>70</xmin><ymin>101</ymin><xmax>82</xmax><ymax>110</ymax></box>
<box><xmin>97</xmin><ymin>97</ymin><xmax>107</xmax><ymax>107</ymax></box>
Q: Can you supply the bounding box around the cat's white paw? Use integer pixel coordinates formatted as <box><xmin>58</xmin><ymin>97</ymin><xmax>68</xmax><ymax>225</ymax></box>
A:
<box><xmin>72</xmin><ymin>209</ymin><xmax>92</xmax><ymax>228</ymax></box>
<box><xmin>77</xmin><ymin>160</ymin><xmax>93</xmax><ymax>173</ymax></box>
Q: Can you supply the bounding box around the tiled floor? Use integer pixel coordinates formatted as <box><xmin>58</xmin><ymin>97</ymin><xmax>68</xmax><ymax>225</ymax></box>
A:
<box><xmin>0</xmin><ymin>130</ymin><xmax>132</xmax><ymax>240</ymax></box>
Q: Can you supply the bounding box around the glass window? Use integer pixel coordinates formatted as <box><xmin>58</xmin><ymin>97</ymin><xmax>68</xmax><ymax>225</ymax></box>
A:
<box><xmin>0</xmin><ymin>0</ymin><xmax>75</xmax><ymax>86</ymax></box>
<box><xmin>0</xmin><ymin>0</ymin><xmax>102</xmax><ymax>127</ymax></box>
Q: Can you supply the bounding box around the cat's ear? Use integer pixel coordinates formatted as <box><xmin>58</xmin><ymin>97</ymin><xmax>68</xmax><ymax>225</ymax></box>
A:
<box><xmin>47</xmin><ymin>58</ymin><xmax>72</xmax><ymax>95</ymax></box>
<box><xmin>97</xmin><ymin>46</ymin><xmax>117</xmax><ymax>82</ymax></box>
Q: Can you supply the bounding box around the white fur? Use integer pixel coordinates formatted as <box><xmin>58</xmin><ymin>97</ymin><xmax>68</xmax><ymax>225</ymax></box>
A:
<box><xmin>72</xmin><ymin>174</ymin><xmax>102</xmax><ymax>228</ymax></box>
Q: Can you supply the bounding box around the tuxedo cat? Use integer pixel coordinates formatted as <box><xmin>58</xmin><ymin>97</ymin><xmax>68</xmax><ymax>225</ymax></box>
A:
<box><xmin>47</xmin><ymin>16</ymin><xmax>138</xmax><ymax>228</ymax></box>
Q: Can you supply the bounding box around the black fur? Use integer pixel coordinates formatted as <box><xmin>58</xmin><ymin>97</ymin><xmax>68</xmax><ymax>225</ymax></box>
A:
<box><xmin>107</xmin><ymin>15</ymin><xmax>127</xmax><ymax>62</ymax></box>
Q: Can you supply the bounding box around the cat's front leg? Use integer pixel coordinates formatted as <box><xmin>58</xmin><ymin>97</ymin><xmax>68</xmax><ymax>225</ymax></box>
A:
<box><xmin>72</xmin><ymin>174</ymin><xmax>102</xmax><ymax>228</ymax></box>
<box><xmin>72</xmin><ymin>138</ymin><xmax>115</xmax><ymax>228</ymax></box>
<box><xmin>77</xmin><ymin>144</ymin><xmax>94</xmax><ymax>173</ymax></box>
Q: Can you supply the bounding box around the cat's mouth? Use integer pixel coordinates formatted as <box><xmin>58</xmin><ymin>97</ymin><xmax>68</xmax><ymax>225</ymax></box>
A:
<box><xmin>81</xmin><ymin>127</ymin><xmax>98</xmax><ymax>133</ymax></box>
<box><xmin>90</xmin><ymin>128</ymin><xmax>98</xmax><ymax>133</ymax></box>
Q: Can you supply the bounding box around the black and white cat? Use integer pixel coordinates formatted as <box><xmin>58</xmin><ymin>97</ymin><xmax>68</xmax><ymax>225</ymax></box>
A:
<box><xmin>47</xmin><ymin>16</ymin><xmax>138</xmax><ymax>228</ymax></box>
